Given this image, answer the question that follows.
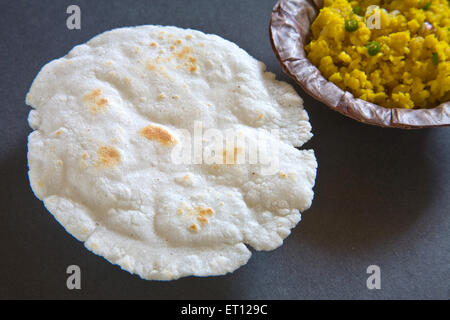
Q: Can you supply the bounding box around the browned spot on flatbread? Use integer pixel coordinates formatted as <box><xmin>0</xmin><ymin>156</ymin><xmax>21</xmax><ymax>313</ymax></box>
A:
<box><xmin>166</xmin><ymin>46</ymin><xmax>198</xmax><ymax>73</ymax></box>
<box><xmin>146</xmin><ymin>60</ymin><xmax>172</xmax><ymax>79</ymax></box>
<box><xmin>196</xmin><ymin>207</ymin><xmax>214</xmax><ymax>216</ymax></box>
<box><xmin>182</xmin><ymin>204</ymin><xmax>215</xmax><ymax>228</ymax></box>
<box><xmin>175</xmin><ymin>46</ymin><xmax>192</xmax><ymax>60</ymax></box>
<box><xmin>223</xmin><ymin>147</ymin><xmax>242</xmax><ymax>165</ymax></box>
<box><xmin>83</xmin><ymin>89</ymin><xmax>109</xmax><ymax>114</ymax></box>
<box><xmin>197</xmin><ymin>216</ymin><xmax>209</xmax><ymax>225</ymax></box>
<box><xmin>139</xmin><ymin>125</ymin><xmax>177</xmax><ymax>146</ymax></box>
<box><xmin>146</xmin><ymin>63</ymin><xmax>156</xmax><ymax>71</ymax></box>
<box><xmin>195</xmin><ymin>206</ymin><xmax>213</xmax><ymax>225</ymax></box>
<box><xmin>97</xmin><ymin>145</ymin><xmax>121</xmax><ymax>168</ymax></box>
<box><xmin>147</xmin><ymin>45</ymin><xmax>198</xmax><ymax>75</ymax></box>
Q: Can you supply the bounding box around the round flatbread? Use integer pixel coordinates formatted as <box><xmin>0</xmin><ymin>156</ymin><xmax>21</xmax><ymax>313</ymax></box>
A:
<box><xmin>26</xmin><ymin>25</ymin><xmax>317</xmax><ymax>280</ymax></box>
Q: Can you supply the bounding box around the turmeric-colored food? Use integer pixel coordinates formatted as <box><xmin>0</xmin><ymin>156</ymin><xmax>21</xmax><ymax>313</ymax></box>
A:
<box><xmin>305</xmin><ymin>0</ymin><xmax>450</xmax><ymax>109</ymax></box>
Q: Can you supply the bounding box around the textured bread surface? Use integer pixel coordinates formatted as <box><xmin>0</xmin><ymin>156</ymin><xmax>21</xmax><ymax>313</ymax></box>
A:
<box><xmin>27</xmin><ymin>25</ymin><xmax>317</xmax><ymax>280</ymax></box>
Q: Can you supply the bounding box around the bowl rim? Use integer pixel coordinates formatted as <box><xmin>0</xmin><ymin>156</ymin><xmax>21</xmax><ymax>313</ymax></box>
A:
<box><xmin>269</xmin><ymin>0</ymin><xmax>450</xmax><ymax>129</ymax></box>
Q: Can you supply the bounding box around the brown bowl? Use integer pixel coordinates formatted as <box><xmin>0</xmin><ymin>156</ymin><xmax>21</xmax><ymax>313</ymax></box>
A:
<box><xmin>269</xmin><ymin>0</ymin><xmax>450</xmax><ymax>129</ymax></box>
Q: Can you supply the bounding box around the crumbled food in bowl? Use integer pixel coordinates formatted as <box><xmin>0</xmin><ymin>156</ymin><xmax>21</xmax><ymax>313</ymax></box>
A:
<box><xmin>305</xmin><ymin>0</ymin><xmax>450</xmax><ymax>109</ymax></box>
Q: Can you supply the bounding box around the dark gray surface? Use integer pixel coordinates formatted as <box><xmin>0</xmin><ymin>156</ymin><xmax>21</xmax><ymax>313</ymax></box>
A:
<box><xmin>0</xmin><ymin>0</ymin><xmax>449</xmax><ymax>300</ymax></box>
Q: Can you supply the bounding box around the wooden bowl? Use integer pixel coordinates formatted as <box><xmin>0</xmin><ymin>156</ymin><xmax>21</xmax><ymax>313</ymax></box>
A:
<box><xmin>269</xmin><ymin>0</ymin><xmax>450</xmax><ymax>129</ymax></box>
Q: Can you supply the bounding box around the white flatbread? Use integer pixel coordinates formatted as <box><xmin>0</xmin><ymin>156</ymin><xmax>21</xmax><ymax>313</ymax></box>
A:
<box><xmin>26</xmin><ymin>25</ymin><xmax>317</xmax><ymax>280</ymax></box>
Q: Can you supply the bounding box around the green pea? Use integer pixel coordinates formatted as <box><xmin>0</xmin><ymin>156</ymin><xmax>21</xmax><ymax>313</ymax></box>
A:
<box><xmin>345</xmin><ymin>19</ymin><xmax>359</xmax><ymax>32</ymax></box>
<box><xmin>422</xmin><ymin>1</ymin><xmax>432</xmax><ymax>10</ymax></box>
<box><xmin>366</xmin><ymin>41</ymin><xmax>381</xmax><ymax>56</ymax></box>
<box><xmin>353</xmin><ymin>6</ymin><xmax>362</xmax><ymax>15</ymax></box>
<box><xmin>432</xmin><ymin>53</ymin><xmax>439</xmax><ymax>66</ymax></box>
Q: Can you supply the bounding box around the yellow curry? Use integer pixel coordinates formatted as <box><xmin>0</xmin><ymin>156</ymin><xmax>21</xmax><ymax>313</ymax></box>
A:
<box><xmin>305</xmin><ymin>0</ymin><xmax>450</xmax><ymax>109</ymax></box>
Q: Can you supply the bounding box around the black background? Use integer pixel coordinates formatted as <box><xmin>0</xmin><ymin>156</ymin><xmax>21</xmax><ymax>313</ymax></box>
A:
<box><xmin>0</xmin><ymin>0</ymin><xmax>449</xmax><ymax>299</ymax></box>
